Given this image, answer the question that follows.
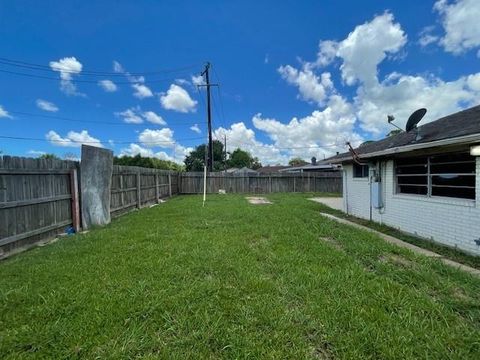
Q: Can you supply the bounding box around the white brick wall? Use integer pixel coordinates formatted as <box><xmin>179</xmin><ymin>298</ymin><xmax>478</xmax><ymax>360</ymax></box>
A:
<box><xmin>343</xmin><ymin>158</ymin><xmax>480</xmax><ymax>255</ymax></box>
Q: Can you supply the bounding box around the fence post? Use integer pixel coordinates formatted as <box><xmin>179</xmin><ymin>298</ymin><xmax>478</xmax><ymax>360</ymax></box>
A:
<box><xmin>136</xmin><ymin>170</ymin><xmax>141</xmax><ymax>208</ymax></box>
<box><xmin>70</xmin><ymin>168</ymin><xmax>80</xmax><ymax>231</ymax></box>
<box><xmin>269</xmin><ymin>175</ymin><xmax>272</xmax><ymax>193</ymax></box>
<box><xmin>155</xmin><ymin>172</ymin><xmax>160</xmax><ymax>203</ymax></box>
<box><xmin>293</xmin><ymin>175</ymin><xmax>296</xmax><ymax>192</ymax></box>
<box><xmin>119</xmin><ymin>174</ymin><xmax>124</xmax><ymax>208</ymax></box>
<box><xmin>168</xmin><ymin>173</ymin><xmax>172</xmax><ymax>197</ymax></box>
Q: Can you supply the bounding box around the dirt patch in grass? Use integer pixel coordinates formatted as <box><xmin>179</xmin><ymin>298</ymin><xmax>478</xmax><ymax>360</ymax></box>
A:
<box><xmin>311</xmin><ymin>344</ymin><xmax>334</xmax><ymax>359</ymax></box>
<box><xmin>379</xmin><ymin>254</ymin><xmax>416</xmax><ymax>268</ymax></box>
<box><xmin>245</xmin><ymin>196</ymin><xmax>272</xmax><ymax>205</ymax></box>
<box><xmin>319</xmin><ymin>237</ymin><xmax>343</xmax><ymax>251</ymax></box>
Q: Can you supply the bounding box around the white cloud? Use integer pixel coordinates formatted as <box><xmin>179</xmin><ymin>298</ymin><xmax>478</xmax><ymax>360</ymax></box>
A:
<box><xmin>0</xmin><ymin>105</ymin><xmax>12</xmax><ymax>118</ymax></box>
<box><xmin>316</xmin><ymin>40</ymin><xmax>338</xmax><ymax>67</ymax></box>
<box><xmin>142</xmin><ymin>111</ymin><xmax>166</xmax><ymax>125</ymax></box>
<box><xmin>27</xmin><ymin>150</ymin><xmax>46</xmax><ymax>156</ymax></box>
<box><xmin>191</xmin><ymin>75</ymin><xmax>204</xmax><ymax>86</ymax></box>
<box><xmin>466</xmin><ymin>73</ymin><xmax>480</xmax><ymax>91</ymax></box>
<box><xmin>160</xmin><ymin>84</ymin><xmax>197</xmax><ymax>113</ymax></box>
<box><xmin>115</xmin><ymin>107</ymin><xmax>143</xmax><ymax>124</ymax></box>
<box><xmin>138</xmin><ymin>128</ymin><xmax>175</xmax><ymax>148</ymax></box>
<box><xmin>277</xmin><ymin>11</ymin><xmax>480</xmax><ymax>139</ymax></box>
<box><xmin>278</xmin><ymin>65</ymin><xmax>333</xmax><ymax>105</ymax></box>
<box><xmin>264</xmin><ymin>54</ymin><xmax>270</xmax><ymax>64</ymax></box>
<box><xmin>253</xmin><ymin>95</ymin><xmax>362</xmax><ymax>158</ymax></box>
<box><xmin>113</xmin><ymin>60</ymin><xmax>125</xmax><ymax>73</ymax></box>
<box><xmin>119</xmin><ymin>143</ymin><xmax>184</xmax><ymax>163</ymax></box>
<box><xmin>113</xmin><ymin>60</ymin><xmax>150</xmax><ymax>98</ymax></box>
<box><xmin>355</xmin><ymin>73</ymin><xmax>479</xmax><ymax>135</ymax></box>
<box><xmin>119</xmin><ymin>133</ymin><xmax>193</xmax><ymax>163</ymax></box>
<box><xmin>190</xmin><ymin>124</ymin><xmax>201</xmax><ymax>133</ymax></box>
<box><xmin>418</xmin><ymin>26</ymin><xmax>440</xmax><ymax>47</ymax></box>
<box><xmin>434</xmin><ymin>0</ymin><xmax>480</xmax><ymax>54</ymax></box>
<box><xmin>46</xmin><ymin>130</ymin><xmax>103</xmax><ymax>148</ymax></box>
<box><xmin>115</xmin><ymin>107</ymin><xmax>166</xmax><ymax>125</ymax></box>
<box><xmin>132</xmin><ymin>83</ymin><xmax>153</xmax><ymax>99</ymax></box>
<box><xmin>36</xmin><ymin>99</ymin><xmax>59</xmax><ymax>112</ymax></box>
<box><xmin>336</xmin><ymin>12</ymin><xmax>407</xmax><ymax>86</ymax></box>
<box><xmin>98</xmin><ymin>79</ymin><xmax>118</xmax><ymax>92</ymax></box>
<box><xmin>175</xmin><ymin>79</ymin><xmax>190</xmax><ymax>86</ymax></box>
<box><xmin>49</xmin><ymin>57</ymin><xmax>85</xmax><ymax>96</ymax></box>
<box><xmin>214</xmin><ymin>122</ymin><xmax>287</xmax><ymax>165</ymax></box>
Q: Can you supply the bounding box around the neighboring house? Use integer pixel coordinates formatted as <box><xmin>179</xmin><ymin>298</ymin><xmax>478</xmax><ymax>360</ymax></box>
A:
<box><xmin>279</xmin><ymin>157</ymin><xmax>342</xmax><ymax>173</ymax></box>
<box><xmin>328</xmin><ymin>105</ymin><xmax>480</xmax><ymax>255</ymax></box>
<box><xmin>257</xmin><ymin>165</ymin><xmax>291</xmax><ymax>174</ymax></box>
<box><xmin>226</xmin><ymin>167</ymin><xmax>259</xmax><ymax>175</ymax></box>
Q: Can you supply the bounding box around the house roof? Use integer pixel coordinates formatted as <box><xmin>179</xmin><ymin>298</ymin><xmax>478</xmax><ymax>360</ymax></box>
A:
<box><xmin>279</xmin><ymin>164</ymin><xmax>340</xmax><ymax>172</ymax></box>
<box><xmin>257</xmin><ymin>165</ymin><xmax>291</xmax><ymax>173</ymax></box>
<box><xmin>227</xmin><ymin>167</ymin><xmax>258</xmax><ymax>174</ymax></box>
<box><xmin>328</xmin><ymin>105</ymin><xmax>480</xmax><ymax>163</ymax></box>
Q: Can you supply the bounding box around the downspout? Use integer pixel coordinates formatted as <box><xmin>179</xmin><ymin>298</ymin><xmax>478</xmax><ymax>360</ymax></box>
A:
<box><xmin>343</xmin><ymin>168</ymin><xmax>349</xmax><ymax>215</ymax></box>
<box><xmin>369</xmin><ymin>164</ymin><xmax>373</xmax><ymax>221</ymax></box>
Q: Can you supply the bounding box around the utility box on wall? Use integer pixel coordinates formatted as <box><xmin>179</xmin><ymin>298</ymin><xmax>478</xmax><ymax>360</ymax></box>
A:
<box><xmin>371</xmin><ymin>181</ymin><xmax>382</xmax><ymax>209</ymax></box>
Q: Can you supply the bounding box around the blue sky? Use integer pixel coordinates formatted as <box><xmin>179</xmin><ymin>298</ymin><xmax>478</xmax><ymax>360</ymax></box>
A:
<box><xmin>1</xmin><ymin>0</ymin><xmax>479</xmax><ymax>164</ymax></box>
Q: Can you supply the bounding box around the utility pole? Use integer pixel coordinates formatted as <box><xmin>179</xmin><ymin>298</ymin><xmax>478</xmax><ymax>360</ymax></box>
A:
<box><xmin>199</xmin><ymin>62</ymin><xmax>217</xmax><ymax>172</ymax></box>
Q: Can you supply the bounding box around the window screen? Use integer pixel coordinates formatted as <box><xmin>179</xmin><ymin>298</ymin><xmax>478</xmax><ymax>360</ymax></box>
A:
<box><xmin>395</xmin><ymin>153</ymin><xmax>475</xmax><ymax>200</ymax></box>
<box><xmin>353</xmin><ymin>164</ymin><xmax>369</xmax><ymax>178</ymax></box>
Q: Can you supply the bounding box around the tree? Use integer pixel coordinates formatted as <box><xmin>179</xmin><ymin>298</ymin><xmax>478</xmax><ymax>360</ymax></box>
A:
<box><xmin>288</xmin><ymin>157</ymin><xmax>308</xmax><ymax>166</ymax></box>
<box><xmin>227</xmin><ymin>148</ymin><xmax>262</xmax><ymax>169</ymax></box>
<box><xmin>114</xmin><ymin>155</ymin><xmax>184</xmax><ymax>171</ymax></box>
<box><xmin>39</xmin><ymin>153</ymin><xmax>60</xmax><ymax>160</ymax></box>
<box><xmin>184</xmin><ymin>140</ymin><xmax>226</xmax><ymax>172</ymax></box>
<box><xmin>387</xmin><ymin>129</ymin><xmax>402</xmax><ymax>137</ymax></box>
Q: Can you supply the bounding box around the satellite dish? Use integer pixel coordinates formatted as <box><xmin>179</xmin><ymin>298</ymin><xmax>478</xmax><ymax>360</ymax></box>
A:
<box><xmin>387</xmin><ymin>115</ymin><xmax>395</xmax><ymax>123</ymax></box>
<box><xmin>405</xmin><ymin>108</ymin><xmax>427</xmax><ymax>132</ymax></box>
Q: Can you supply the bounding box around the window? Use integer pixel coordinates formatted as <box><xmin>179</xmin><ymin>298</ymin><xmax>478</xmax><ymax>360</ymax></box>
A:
<box><xmin>395</xmin><ymin>153</ymin><xmax>476</xmax><ymax>200</ymax></box>
<box><xmin>353</xmin><ymin>163</ymin><xmax>369</xmax><ymax>178</ymax></box>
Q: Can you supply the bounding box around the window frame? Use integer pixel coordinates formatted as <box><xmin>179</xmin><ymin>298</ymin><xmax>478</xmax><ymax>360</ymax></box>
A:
<box><xmin>394</xmin><ymin>153</ymin><xmax>476</xmax><ymax>201</ymax></box>
<box><xmin>353</xmin><ymin>163</ymin><xmax>369</xmax><ymax>178</ymax></box>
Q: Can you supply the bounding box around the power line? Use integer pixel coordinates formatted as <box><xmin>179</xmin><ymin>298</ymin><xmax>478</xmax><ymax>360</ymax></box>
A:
<box><xmin>0</xmin><ymin>68</ymin><xmax>189</xmax><ymax>85</ymax></box>
<box><xmin>0</xmin><ymin>134</ymin><xmax>204</xmax><ymax>145</ymax></box>
<box><xmin>0</xmin><ymin>57</ymin><xmax>199</xmax><ymax>77</ymax></box>
<box><xmin>8</xmin><ymin>110</ymin><xmax>202</xmax><ymax>127</ymax></box>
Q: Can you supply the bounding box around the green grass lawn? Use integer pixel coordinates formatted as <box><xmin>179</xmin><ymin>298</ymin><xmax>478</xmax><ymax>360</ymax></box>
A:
<box><xmin>1</xmin><ymin>194</ymin><xmax>479</xmax><ymax>359</ymax></box>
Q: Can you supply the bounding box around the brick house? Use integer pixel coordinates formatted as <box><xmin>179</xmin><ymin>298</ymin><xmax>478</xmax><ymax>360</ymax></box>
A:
<box><xmin>328</xmin><ymin>105</ymin><xmax>480</xmax><ymax>255</ymax></box>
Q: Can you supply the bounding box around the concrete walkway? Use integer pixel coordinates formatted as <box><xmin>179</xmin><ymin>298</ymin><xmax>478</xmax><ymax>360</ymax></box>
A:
<box><xmin>309</xmin><ymin>197</ymin><xmax>343</xmax><ymax>211</ymax></box>
<box><xmin>319</xmin><ymin>212</ymin><xmax>480</xmax><ymax>278</ymax></box>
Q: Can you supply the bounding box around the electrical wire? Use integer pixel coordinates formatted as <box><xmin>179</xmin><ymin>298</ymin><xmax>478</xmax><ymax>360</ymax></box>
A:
<box><xmin>8</xmin><ymin>110</ymin><xmax>203</xmax><ymax>127</ymax></box>
<box><xmin>0</xmin><ymin>68</ymin><xmax>189</xmax><ymax>85</ymax></box>
<box><xmin>0</xmin><ymin>134</ymin><xmax>204</xmax><ymax>145</ymax></box>
<box><xmin>0</xmin><ymin>57</ymin><xmax>199</xmax><ymax>77</ymax></box>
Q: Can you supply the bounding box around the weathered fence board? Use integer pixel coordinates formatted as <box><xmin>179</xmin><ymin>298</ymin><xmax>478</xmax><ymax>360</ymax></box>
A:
<box><xmin>1</xmin><ymin>154</ymin><xmax>341</xmax><ymax>258</ymax></box>
<box><xmin>109</xmin><ymin>165</ymin><xmax>179</xmax><ymax>217</ymax></box>
<box><xmin>179</xmin><ymin>172</ymin><xmax>342</xmax><ymax>194</ymax></box>
<box><xmin>0</xmin><ymin>156</ymin><xmax>79</xmax><ymax>254</ymax></box>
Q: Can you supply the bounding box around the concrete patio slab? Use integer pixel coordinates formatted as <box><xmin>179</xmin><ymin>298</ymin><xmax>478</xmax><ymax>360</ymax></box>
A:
<box><xmin>309</xmin><ymin>197</ymin><xmax>343</xmax><ymax>211</ymax></box>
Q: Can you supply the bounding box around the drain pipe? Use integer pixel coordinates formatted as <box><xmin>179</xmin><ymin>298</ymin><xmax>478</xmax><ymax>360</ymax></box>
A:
<box><xmin>343</xmin><ymin>168</ymin><xmax>349</xmax><ymax>215</ymax></box>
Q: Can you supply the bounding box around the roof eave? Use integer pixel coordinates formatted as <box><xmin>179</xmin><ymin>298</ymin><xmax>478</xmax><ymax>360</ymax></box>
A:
<box><xmin>331</xmin><ymin>133</ymin><xmax>480</xmax><ymax>163</ymax></box>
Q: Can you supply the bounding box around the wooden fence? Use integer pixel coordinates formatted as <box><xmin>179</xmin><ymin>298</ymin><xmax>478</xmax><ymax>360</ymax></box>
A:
<box><xmin>179</xmin><ymin>172</ymin><xmax>342</xmax><ymax>194</ymax></box>
<box><xmin>0</xmin><ymin>155</ymin><xmax>342</xmax><ymax>257</ymax></box>
<box><xmin>0</xmin><ymin>156</ymin><xmax>80</xmax><ymax>255</ymax></box>
<box><xmin>110</xmin><ymin>165</ymin><xmax>179</xmax><ymax>217</ymax></box>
